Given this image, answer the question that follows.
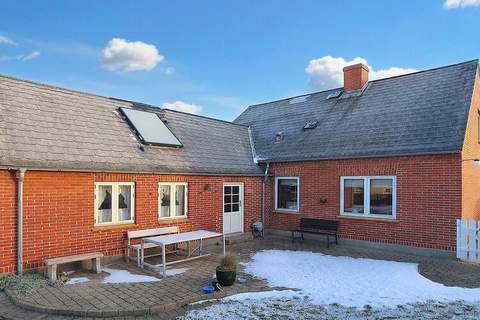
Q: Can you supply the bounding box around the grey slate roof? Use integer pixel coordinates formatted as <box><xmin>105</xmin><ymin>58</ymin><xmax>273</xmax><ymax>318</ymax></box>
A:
<box><xmin>0</xmin><ymin>75</ymin><xmax>262</xmax><ymax>175</ymax></box>
<box><xmin>235</xmin><ymin>60</ymin><xmax>479</xmax><ymax>163</ymax></box>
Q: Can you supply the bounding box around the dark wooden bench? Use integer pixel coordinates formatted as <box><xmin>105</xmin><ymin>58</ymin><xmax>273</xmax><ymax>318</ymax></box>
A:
<box><xmin>292</xmin><ymin>218</ymin><xmax>339</xmax><ymax>247</ymax></box>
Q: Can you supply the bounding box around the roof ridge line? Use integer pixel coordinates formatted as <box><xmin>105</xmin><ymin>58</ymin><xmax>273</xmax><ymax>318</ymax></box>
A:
<box><xmin>241</xmin><ymin>59</ymin><xmax>479</xmax><ymax>110</ymax></box>
<box><xmin>0</xmin><ymin>73</ymin><xmax>123</xmax><ymax>101</ymax></box>
<box><xmin>0</xmin><ymin>73</ymin><xmax>247</xmax><ymax>128</ymax></box>
<box><xmin>245</xmin><ymin>87</ymin><xmax>343</xmax><ymax>109</ymax></box>
<box><xmin>162</xmin><ymin>108</ymin><xmax>250</xmax><ymax>127</ymax></box>
<box><xmin>368</xmin><ymin>59</ymin><xmax>478</xmax><ymax>84</ymax></box>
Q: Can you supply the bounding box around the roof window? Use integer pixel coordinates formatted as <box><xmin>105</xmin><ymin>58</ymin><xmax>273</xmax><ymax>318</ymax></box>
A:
<box><xmin>275</xmin><ymin>132</ymin><xmax>284</xmax><ymax>143</ymax></box>
<box><xmin>289</xmin><ymin>95</ymin><xmax>309</xmax><ymax>104</ymax></box>
<box><xmin>303</xmin><ymin>121</ymin><xmax>318</xmax><ymax>130</ymax></box>
<box><xmin>327</xmin><ymin>90</ymin><xmax>342</xmax><ymax>99</ymax></box>
<box><xmin>119</xmin><ymin>107</ymin><xmax>182</xmax><ymax>147</ymax></box>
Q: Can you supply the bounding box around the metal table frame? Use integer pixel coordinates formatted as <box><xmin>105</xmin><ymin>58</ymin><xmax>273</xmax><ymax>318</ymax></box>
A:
<box><xmin>140</xmin><ymin>230</ymin><xmax>225</xmax><ymax>276</ymax></box>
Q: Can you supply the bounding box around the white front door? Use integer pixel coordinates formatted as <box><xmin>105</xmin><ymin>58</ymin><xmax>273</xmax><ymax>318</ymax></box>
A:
<box><xmin>223</xmin><ymin>183</ymin><xmax>244</xmax><ymax>234</ymax></box>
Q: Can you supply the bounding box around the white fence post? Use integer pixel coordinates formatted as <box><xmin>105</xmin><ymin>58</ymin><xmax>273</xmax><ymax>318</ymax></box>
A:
<box><xmin>468</xmin><ymin>219</ymin><xmax>477</xmax><ymax>261</ymax></box>
<box><xmin>457</xmin><ymin>219</ymin><xmax>463</xmax><ymax>259</ymax></box>
<box><xmin>457</xmin><ymin>218</ymin><xmax>479</xmax><ymax>261</ymax></box>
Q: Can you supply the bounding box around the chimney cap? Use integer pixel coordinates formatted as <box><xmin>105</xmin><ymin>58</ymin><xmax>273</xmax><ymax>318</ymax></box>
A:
<box><xmin>343</xmin><ymin>63</ymin><xmax>370</xmax><ymax>72</ymax></box>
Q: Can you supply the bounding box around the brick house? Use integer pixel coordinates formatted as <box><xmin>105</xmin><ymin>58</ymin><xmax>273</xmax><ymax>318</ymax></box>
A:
<box><xmin>0</xmin><ymin>76</ymin><xmax>263</xmax><ymax>273</ymax></box>
<box><xmin>235</xmin><ymin>60</ymin><xmax>480</xmax><ymax>251</ymax></box>
<box><xmin>1</xmin><ymin>59</ymin><xmax>479</xmax><ymax>274</ymax></box>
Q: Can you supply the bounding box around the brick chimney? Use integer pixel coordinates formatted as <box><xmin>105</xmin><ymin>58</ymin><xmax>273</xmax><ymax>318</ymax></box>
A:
<box><xmin>343</xmin><ymin>63</ymin><xmax>369</xmax><ymax>91</ymax></box>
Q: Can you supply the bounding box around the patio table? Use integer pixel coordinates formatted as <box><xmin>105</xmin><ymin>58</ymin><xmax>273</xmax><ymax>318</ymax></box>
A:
<box><xmin>140</xmin><ymin>230</ymin><xmax>225</xmax><ymax>276</ymax></box>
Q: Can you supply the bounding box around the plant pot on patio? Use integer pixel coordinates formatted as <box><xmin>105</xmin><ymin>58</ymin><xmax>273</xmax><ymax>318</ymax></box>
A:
<box><xmin>216</xmin><ymin>252</ymin><xmax>238</xmax><ymax>286</ymax></box>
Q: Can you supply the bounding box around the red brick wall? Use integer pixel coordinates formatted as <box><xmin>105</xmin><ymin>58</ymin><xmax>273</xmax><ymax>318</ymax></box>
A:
<box><xmin>462</xmin><ymin>67</ymin><xmax>480</xmax><ymax>221</ymax></box>
<box><xmin>0</xmin><ymin>171</ymin><xmax>262</xmax><ymax>273</ymax></box>
<box><xmin>265</xmin><ymin>154</ymin><xmax>462</xmax><ymax>251</ymax></box>
<box><xmin>0</xmin><ymin>171</ymin><xmax>17</xmax><ymax>273</ymax></box>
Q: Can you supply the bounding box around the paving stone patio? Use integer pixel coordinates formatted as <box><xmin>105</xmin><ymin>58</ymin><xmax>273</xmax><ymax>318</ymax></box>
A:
<box><xmin>2</xmin><ymin>234</ymin><xmax>480</xmax><ymax>320</ymax></box>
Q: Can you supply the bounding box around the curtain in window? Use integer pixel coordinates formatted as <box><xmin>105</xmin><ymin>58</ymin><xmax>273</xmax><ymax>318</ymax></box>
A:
<box><xmin>175</xmin><ymin>185</ymin><xmax>186</xmax><ymax>216</ymax></box>
<box><xmin>98</xmin><ymin>185</ymin><xmax>113</xmax><ymax>223</ymax></box>
<box><xmin>160</xmin><ymin>185</ymin><xmax>171</xmax><ymax>217</ymax></box>
<box><xmin>118</xmin><ymin>185</ymin><xmax>131</xmax><ymax>221</ymax></box>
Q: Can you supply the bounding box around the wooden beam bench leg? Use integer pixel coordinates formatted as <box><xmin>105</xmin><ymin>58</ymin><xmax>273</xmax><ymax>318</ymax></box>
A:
<box><xmin>92</xmin><ymin>257</ymin><xmax>101</xmax><ymax>274</ymax></box>
<box><xmin>47</xmin><ymin>264</ymin><xmax>57</xmax><ymax>281</ymax></box>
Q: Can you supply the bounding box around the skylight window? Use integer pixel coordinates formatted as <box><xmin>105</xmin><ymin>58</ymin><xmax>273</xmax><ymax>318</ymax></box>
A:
<box><xmin>303</xmin><ymin>121</ymin><xmax>318</xmax><ymax>130</ymax></box>
<box><xmin>119</xmin><ymin>107</ymin><xmax>182</xmax><ymax>147</ymax></box>
<box><xmin>289</xmin><ymin>95</ymin><xmax>309</xmax><ymax>104</ymax></box>
<box><xmin>327</xmin><ymin>90</ymin><xmax>342</xmax><ymax>99</ymax></box>
<box><xmin>275</xmin><ymin>132</ymin><xmax>284</xmax><ymax>143</ymax></box>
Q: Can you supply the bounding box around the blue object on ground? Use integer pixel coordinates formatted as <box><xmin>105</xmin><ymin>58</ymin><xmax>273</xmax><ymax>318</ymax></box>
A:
<box><xmin>202</xmin><ymin>285</ymin><xmax>215</xmax><ymax>294</ymax></box>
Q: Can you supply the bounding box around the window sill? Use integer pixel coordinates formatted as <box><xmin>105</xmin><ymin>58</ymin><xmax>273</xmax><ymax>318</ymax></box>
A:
<box><xmin>158</xmin><ymin>217</ymin><xmax>189</xmax><ymax>224</ymax></box>
<box><xmin>273</xmin><ymin>210</ymin><xmax>300</xmax><ymax>215</ymax></box>
<box><xmin>337</xmin><ymin>215</ymin><xmax>398</xmax><ymax>222</ymax></box>
<box><xmin>92</xmin><ymin>223</ymin><xmax>136</xmax><ymax>231</ymax></box>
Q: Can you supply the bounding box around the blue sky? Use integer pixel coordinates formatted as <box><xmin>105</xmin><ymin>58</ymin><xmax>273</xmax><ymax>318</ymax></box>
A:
<box><xmin>0</xmin><ymin>0</ymin><xmax>479</xmax><ymax>120</ymax></box>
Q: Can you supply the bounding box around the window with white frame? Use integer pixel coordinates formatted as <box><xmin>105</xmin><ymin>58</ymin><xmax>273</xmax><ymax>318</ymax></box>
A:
<box><xmin>95</xmin><ymin>182</ymin><xmax>135</xmax><ymax>225</ymax></box>
<box><xmin>340</xmin><ymin>176</ymin><xmax>396</xmax><ymax>218</ymax></box>
<box><xmin>275</xmin><ymin>177</ymin><xmax>299</xmax><ymax>212</ymax></box>
<box><xmin>159</xmin><ymin>183</ymin><xmax>188</xmax><ymax>219</ymax></box>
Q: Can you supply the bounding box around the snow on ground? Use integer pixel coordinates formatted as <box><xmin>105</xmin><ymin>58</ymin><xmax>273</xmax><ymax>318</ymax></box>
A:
<box><xmin>243</xmin><ymin>250</ymin><xmax>480</xmax><ymax>308</ymax></box>
<box><xmin>152</xmin><ymin>266</ymin><xmax>190</xmax><ymax>276</ymax></box>
<box><xmin>102</xmin><ymin>267</ymin><xmax>160</xmax><ymax>284</ymax></box>
<box><xmin>180</xmin><ymin>297</ymin><xmax>480</xmax><ymax>320</ymax></box>
<box><xmin>165</xmin><ymin>267</ymin><xmax>189</xmax><ymax>276</ymax></box>
<box><xmin>65</xmin><ymin>277</ymin><xmax>90</xmax><ymax>285</ymax></box>
<box><xmin>223</xmin><ymin>290</ymin><xmax>300</xmax><ymax>302</ymax></box>
<box><xmin>180</xmin><ymin>250</ymin><xmax>480</xmax><ymax>319</ymax></box>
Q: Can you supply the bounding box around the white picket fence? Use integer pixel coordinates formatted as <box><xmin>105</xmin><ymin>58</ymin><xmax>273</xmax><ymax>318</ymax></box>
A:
<box><xmin>457</xmin><ymin>219</ymin><xmax>480</xmax><ymax>261</ymax></box>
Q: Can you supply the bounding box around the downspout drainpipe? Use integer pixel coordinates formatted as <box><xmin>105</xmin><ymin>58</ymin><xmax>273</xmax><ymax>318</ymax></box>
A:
<box><xmin>17</xmin><ymin>168</ymin><xmax>26</xmax><ymax>275</ymax></box>
<box><xmin>261</xmin><ymin>163</ymin><xmax>270</xmax><ymax>228</ymax></box>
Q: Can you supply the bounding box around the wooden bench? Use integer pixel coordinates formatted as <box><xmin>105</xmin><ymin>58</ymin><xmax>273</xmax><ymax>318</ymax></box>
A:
<box><xmin>292</xmin><ymin>218</ymin><xmax>339</xmax><ymax>248</ymax></box>
<box><xmin>44</xmin><ymin>252</ymin><xmax>103</xmax><ymax>281</ymax></box>
<box><xmin>126</xmin><ymin>226</ymin><xmax>179</xmax><ymax>266</ymax></box>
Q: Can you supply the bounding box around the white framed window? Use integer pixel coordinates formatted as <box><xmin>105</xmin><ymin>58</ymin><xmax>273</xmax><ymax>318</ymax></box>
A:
<box><xmin>159</xmin><ymin>183</ymin><xmax>188</xmax><ymax>219</ymax></box>
<box><xmin>95</xmin><ymin>182</ymin><xmax>135</xmax><ymax>226</ymax></box>
<box><xmin>340</xmin><ymin>176</ymin><xmax>396</xmax><ymax>219</ymax></box>
<box><xmin>275</xmin><ymin>177</ymin><xmax>300</xmax><ymax>212</ymax></box>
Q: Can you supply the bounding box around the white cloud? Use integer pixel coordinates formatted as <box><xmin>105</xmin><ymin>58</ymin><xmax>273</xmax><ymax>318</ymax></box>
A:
<box><xmin>20</xmin><ymin>51</ymin><xmax>40</xmax><ymax>61</ymax></box>
<box><xmin>0</xmin><ymin>35</ymin><xmax>16</xmax><ymax>45</ymax></box>
<box><xmin>162</xmin><ymin>101</ymin><xmax>202</xmax><ymax>114</ymax></box>
<box><xmin>0</xmin><ymin>51</ymin><xmax>40</xmax><ymax>62</ymax></box>
<box><xmin>305</xmin><ymin>55</ymin><xmax>417</xmax><ymax>91</ymax></box>
<box><xmin>101</xmin><ymin>38</ymin><xmax>164</xmax><ymax>72</ymax></box>
<box><xmin>444</xmin><ymin>0</ymin><xmax>480</xmax><ymax>9</ymax></box>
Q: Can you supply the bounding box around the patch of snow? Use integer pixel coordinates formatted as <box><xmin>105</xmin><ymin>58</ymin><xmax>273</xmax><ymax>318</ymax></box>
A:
<box><xmin>188</xmin><ymin>291</ymin><xmax>299</xmax><ymax>308</ymax></box>
<box><xmin>223</xmin><ymin>290</ymin><xmax>301</xmax><ymax>302</ymax></box>
<box><xmin>244</xmin><ymin>250</ymin><xmax>480</xmax><ymax>308</ymax></box>
<box><xmin>65</xmin><ymin>277</ymin><xmax>90</xmax><ymax>285</ymax></box>
<box><xmin>102</xmin><ymin>267</ymin><xmax>160</xmax><ymax>284</ymax></box>
<box><xmin>180</xmin><ymin>298</ymin><xmax>480</xmax><ymax>320</ymax></box>
<box><xmin>165</xmin><ymin>267</ymin><xmax>189</xmax><ymax>276</ymax></box>
<box><xmin>151</xmin><ymin>265</ymin><xmax>189</xmax><ymax>276</ymax></box>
